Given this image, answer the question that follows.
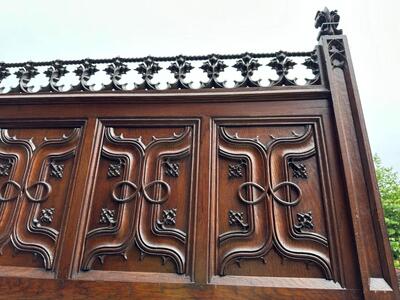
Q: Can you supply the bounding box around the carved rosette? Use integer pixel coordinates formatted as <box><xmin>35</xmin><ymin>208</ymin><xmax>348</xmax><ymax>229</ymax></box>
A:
<box><xmin>99</xmin><ymin>208</ymin><xmax>117</xmax><ymax>226</ymax></box>
<box><xmin>107</xmin><ymin>159</ymin><xmax>124</xmax><ymax>178</ymax></box>
<box><xmin>288</xmin><ymin>160</ymin><xmax>308</xmax><ymax>179</ymax></box>
<box><xmin>33</xmin><ymin>208</ymin><xmax>56</xmax><ymax>225</ymax></box>
<box><xmin>0</xmin><ymin>158</ymin><xmax>13</xmax><ymax>176</ymax></box>
<box><xmin>159</xmin><ymin>208</ymin><xmax>177</xmax><ymax>226</ymax></box>
<box><xmin>163</xmin><ymin>158</ymin><xmax>179</xmax><ymax>177</ymax></box>
<box><xmin>295</xmin><ymin>211</ymin><xmax>314</xmax><ymax>232</ymax></box>
<box><xmin>49</xmin><ymin>161</ymin><xmax>64</xmax><ymax>179</ymax></box>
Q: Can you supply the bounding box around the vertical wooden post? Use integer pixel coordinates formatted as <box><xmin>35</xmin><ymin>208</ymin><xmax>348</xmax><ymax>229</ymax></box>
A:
<box><xmin>317</xmin><ymin>7</ymin><xmax>400</xmax><ymax>299</ymax></box>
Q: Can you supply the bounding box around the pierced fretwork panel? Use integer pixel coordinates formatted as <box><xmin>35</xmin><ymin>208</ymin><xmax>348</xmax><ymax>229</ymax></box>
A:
<box><xmin>81</xmin><ymin>120</ymin><xmax>198</xmax><ymax>277</ymax></box>
<box><xmin>214</xmin><ymin>120</ymin><xmax>339</xmax><ymax>281</ymax></box>
<box><xmin>0</xmin><ymin>124</ymin><xmax>82</xmax><ymax>271</ymax></box>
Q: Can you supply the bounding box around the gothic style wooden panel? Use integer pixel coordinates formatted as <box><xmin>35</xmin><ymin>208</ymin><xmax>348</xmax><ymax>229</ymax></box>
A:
<box><xmin>0</xmin><ymin>121</ymin><xmax>83</xmax><ymax>275</ymax></box>
<box><xmin>0</xmin><ymin>7</ymin><xmax>397</xmax><ymax>300</ymax></box>
<box><xmin>214</xmin><ymin>120</ymin><xmax>331</xmax><ymax>276</ymax></box>
<box><xmin>78</xmin><ymin>119</ymin><xmax>199</xmax><ymax>281</ymax></box>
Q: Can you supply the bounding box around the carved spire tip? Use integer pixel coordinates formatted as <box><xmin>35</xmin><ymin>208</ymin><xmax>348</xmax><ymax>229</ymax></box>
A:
<box><xmin>315</xmin><ymin>7</ymin><xmax>343</xmax><ymax>41</ymax></box>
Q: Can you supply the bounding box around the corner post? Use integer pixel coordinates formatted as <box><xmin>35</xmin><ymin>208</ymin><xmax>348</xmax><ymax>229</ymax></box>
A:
<box><xmin>316</xmin><ymin>7</ymin><xmax>399</xmax><ymax>299</ymax></box>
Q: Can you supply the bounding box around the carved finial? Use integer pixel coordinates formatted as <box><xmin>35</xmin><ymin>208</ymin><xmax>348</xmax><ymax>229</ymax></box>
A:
<box><xmin>315</xmin><ymin>7</ymin><xmax>343</xmax><ymax>40</ymax></box>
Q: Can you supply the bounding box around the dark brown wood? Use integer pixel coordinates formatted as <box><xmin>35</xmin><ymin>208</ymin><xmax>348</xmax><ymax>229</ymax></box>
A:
<box><xmin>0</xmin><ymin>7</ymin><xmax>397</xmax><ymax>300</ymax></box>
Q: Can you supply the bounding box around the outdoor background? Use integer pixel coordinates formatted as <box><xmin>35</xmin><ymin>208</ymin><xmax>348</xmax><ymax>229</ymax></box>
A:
<box><xmin>1</xmin><ymin>0</ymin><xmax>399</xmax><ymax>172</ymax></box>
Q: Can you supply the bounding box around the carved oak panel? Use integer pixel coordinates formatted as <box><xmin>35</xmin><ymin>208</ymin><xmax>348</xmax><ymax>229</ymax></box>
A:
<box><xmin>0</xmin><ymin>122</ymin><xmax>83</xmax><ymax>271</ymax></box>
<box><xmin>213</xmin><ymin>118</ymin><xmax>341</xmax><ymax>282</ymax></box>
<box><xmin>80</xmin><ymin>119</ymin><xmax>199</xmax><ymax>278</ymax></box>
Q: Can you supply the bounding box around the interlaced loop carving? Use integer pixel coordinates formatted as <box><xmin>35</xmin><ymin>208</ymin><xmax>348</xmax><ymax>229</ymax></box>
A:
<box><xmin>111</xmin><ymin>179</ymin><xmax>171</xmax><ymax>204</ymax></box>
<box><xmin>142</xmin><ymin>180</ymin><xmax>171</xmax><ymax>204</ymax></box>
<box><xmin>237</xmin><ymin>182</ymin><xmax>267</xmax><ymax>205</ymax></box>
<box><xmin>238</xmin><ymin>180</ymin><xmax>302</xmax><ymax>206</ymax></box>
<box><xmin>111</xmin><ymin>180</ymin><xmax>139</xmax><ymax>203</ymax></box>
<box><xmin>270</xmin><ymin>181</ymin><xmax>302</xmax><ymax>206</ymax></box>
<box><xmin>24</xmin><ymin>181</ymin><xmax>52</xmax><ymax>202</ymax></box>
<box><xmin>0</xmin><ymin>180</ymin><xmax>21</xmax><ymax>202</ymax></box>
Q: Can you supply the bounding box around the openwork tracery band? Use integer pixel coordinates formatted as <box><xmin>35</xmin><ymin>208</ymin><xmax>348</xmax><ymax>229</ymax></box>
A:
<box><xmin>0</xmin><ymin>51</ymin><xmax>320</xmax><ymax>94</ymax></box>
<box><xmin>111</xmin><ymin>179</ymin><xmax>171</xmax><ymax>204</ymax></box>
<box><xmin>238</xmin><ymin>181</ymin><xmax>302</xmax><ymax>206</ymax></box>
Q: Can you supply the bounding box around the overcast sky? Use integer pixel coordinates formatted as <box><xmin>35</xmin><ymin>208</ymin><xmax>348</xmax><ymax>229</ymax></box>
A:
<box><xmin>1</xmin><ymin>0</ymin><xmax>399</xmax><ymax>172</ymax></box>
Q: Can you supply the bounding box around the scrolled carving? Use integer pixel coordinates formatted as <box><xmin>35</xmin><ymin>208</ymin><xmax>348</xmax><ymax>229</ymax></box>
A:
<box><xmin>42</xmin><ymin>60</ymin><xmax>69</xmax><ymax>92</ymax></box>
<box><xmin>267</xmin><ymin>51</ymin><xmax>297</xmax><ymax>86</ymax></box>
<box><xmin>0</xmin><ymin>63</ymin><xmax>10</xmax><ymax>93</ymax></box>
<box><xmin>167</xmin><ymin>56</ymin><xmax>194</xmax><ymax>89</ymax></box>
<box><xmin>10</xmin><ymin>62</ymin><xmax>39</xmax><ymax>93</ymax></box>
<box><xmin>315</xmin><ymin>7</ymin><xmax>343</xmax><ymax>40</ymax></box>
<box><xmin>72</xmin><ymin>59</ymin><xmax>99</xmax><ymax>91</ymax></box>
<box><xmin>303</xmin><ymin>51</ymin><xmax>321</xmax><ymax>85</ymax></box>
<box><xmin>134</xmin><ymin>57</ymin><xmax>161</xmax><ymax>90</ymax></box>
<box><xmin>200</xmin><ymin>55</ymin><xmax>227</xmax><ymax>88</ymax></box>
<box><xmin>103</xmin><ymin>58</ymin><xmax>130</xmax><ymax>91</ymax></box>
<box><xmin>233</xmin><ymin>54</ymin><xmax>261</xmax><ymax>88</ymax></box>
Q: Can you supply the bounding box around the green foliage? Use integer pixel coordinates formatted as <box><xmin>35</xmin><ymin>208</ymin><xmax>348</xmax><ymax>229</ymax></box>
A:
<box><xmin>374</xmin><ymin>154</ymin><xmax>400</xmax><ymax>269</ymax></box>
